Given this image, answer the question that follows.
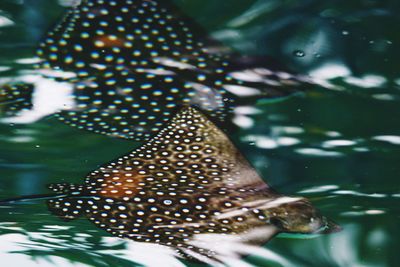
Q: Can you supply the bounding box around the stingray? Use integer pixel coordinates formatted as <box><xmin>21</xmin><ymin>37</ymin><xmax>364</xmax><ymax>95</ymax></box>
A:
<box><xmin>0</xmin><ymin>106</ymin><xmax>339</xmax><ymax>263</ymax></box>
<box><xmin>1</xmin><ymin>0</ymin><xmax>315</xmax><ymax>140</ymax></box>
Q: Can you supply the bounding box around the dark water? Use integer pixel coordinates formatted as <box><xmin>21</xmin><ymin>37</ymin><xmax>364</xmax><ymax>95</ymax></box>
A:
<box><xmin>0</xmin><ymin>0</ymin><xmax>399</xmax><ymax>266</ymax></box>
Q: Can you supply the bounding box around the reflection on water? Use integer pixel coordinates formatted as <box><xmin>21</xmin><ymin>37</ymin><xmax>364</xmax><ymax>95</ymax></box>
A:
<box><xmin>0</xmin><ymin>219</ymin><xmax>294</xmax><ymax>267</ymax></box>
<box><xmin>1</xmin><ymin>0</ymin><xmax>315</xmax><ymax>141</ymax></box>
<box><xmin>0</xmin><ymin>0</ymin><xmax>399</xmax><ymax>266</ymax></box>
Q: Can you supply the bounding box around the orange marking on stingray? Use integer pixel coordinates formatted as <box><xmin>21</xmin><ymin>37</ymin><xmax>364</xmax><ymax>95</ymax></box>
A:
<box><xmin>95</xmin><ymin>36</ymin><xmax>127</xmax><ymax>48</ymax></box>
<box><xmin>96</xmin><ymin>169</ymin><xmax>145</xmax><ymax>199</ymax></box>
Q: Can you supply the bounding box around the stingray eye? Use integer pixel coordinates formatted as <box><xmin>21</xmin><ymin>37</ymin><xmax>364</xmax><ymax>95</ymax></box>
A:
<box><xmin>270</xmin><ymin>217</ymin><xmax>287</xmax><ymax>230</ymax></box>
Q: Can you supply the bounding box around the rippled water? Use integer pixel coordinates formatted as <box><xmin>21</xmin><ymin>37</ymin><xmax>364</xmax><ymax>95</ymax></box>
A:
<box><xmin>0</xmin><ymin>0</ymin><xmax>399</xmax><ymax>266</ymax></box>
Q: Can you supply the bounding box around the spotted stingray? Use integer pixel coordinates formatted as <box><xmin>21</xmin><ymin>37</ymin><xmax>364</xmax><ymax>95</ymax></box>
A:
<box><xmin>0</xmin><ymin>106</ymin><xmax>339</xmax><ymax>263</ymax></box>
<box><xmin>2</xmin><ymin>0</ymin><xmax>314</xmax><ymax>140</ymax></box>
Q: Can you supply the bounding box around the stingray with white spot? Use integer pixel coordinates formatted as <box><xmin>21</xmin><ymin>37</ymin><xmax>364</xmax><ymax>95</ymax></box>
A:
<box><xmin>0</xmin><ymin>106</ymin><xmax>339</xmax><ymax>264</ymax></box>
<box><xmin>1</xmin><ymin>0</ymin><xmax>316</xmax><ymax>140</ymax></box>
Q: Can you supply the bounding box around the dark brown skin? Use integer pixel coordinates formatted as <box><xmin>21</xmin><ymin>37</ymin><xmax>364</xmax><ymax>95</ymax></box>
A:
<box><xmin>0</xmin><ymin>83</ymin><xmax>33</xmax><ymax>116</ymax></box>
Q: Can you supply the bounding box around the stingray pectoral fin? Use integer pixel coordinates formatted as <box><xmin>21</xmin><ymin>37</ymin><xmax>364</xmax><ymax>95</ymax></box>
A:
<box><xmin>0</xmin><ymin>82</ymin><xmax>34</xmax><ymax>118</ymax></box>
<box><xmin>46</xmin><ymin>183</ymin><xmax>85</xmax><ymax>221</ymax></box>
<box><xmin>46</xmin><ymin>197</ymin><xmax>84</xmax><ymax>221</ymax></box>
<box><xmin>47</xmin><ymin>183</ymin><xmax>82</xmax><ymax>194</ymax></box>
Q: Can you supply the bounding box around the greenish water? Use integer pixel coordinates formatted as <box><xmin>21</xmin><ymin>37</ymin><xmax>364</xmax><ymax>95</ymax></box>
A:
<box><xmin>0</xmin><ymin>0</ymin><xmax>399</xmax><ymax>266</ymax></box>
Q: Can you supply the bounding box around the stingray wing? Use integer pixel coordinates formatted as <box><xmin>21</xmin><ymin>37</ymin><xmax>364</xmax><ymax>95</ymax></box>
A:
<box><xmin>0</xmin><ymin>83</ymin><xmax>33</xmax><ymax>118</ymax></box>
<box><xmin>83</xmin><ymin>106</ymin><xmax>268</xmax><ymax>199</ymax></box>
<box><xmin>46</xmin><ymin>183</ymin><xmax>85</xmax><ymax>221</ymax></box>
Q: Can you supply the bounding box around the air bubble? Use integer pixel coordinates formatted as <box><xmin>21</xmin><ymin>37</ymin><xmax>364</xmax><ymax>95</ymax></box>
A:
<box><xmin>293</xmin><ymin>50</ymin><xmax>305</xmax><ymax>58</ymax></box>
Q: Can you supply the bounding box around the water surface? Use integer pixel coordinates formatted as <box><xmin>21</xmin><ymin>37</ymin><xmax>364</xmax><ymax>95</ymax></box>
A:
<box><xmin>0</xmin><ymin>0</ymin><xmax>399</xmax><ymax>266</ymax></box>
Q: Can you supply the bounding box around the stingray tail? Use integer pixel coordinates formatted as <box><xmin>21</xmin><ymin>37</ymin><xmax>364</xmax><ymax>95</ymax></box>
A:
<box><xmin>0</xmin><ymin>193</ymin><xmax>67</xmax><ymax>205</ymax></box>
<box><xmin>0</xmin><ymin>190</ymin><xmax>84</xmax><ymax>221</ymax></box>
